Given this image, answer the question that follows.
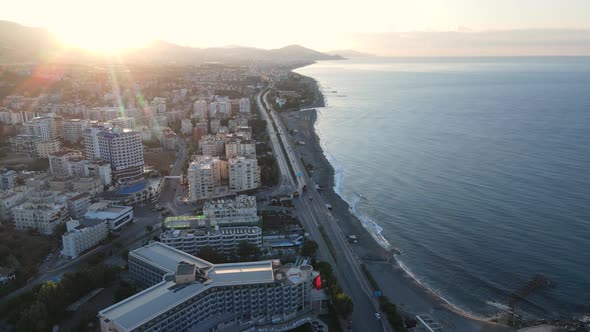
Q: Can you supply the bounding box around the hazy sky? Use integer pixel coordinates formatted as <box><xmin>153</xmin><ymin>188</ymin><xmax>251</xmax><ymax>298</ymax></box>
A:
<box><xmin>3</xmin><ymin>0</ymin><xmax>590</xmax><ymax>55</ymax></box>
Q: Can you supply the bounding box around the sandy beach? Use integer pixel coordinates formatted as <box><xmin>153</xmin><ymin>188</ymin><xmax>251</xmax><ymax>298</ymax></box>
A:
<box><xmin>280</xmin><ymin>106</ymin><xmax>515</xmax><ymax>332</ymax></box>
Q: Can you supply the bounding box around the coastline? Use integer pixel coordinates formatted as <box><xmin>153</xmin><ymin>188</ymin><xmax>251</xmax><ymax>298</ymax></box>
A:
<box><xmin>279</xmin><ymin>72</ymin><xmax>514</xmax><ymax>331</ymax></box>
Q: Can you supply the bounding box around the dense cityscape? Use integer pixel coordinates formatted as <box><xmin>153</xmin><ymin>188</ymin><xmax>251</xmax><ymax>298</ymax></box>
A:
<box><xmin>0</xmin><ymin>60</ymin><xmax>394</xmax><ymax>332</ymax></box>
<box><xmin>2</xmin><ymin>3</ymin><xmax>590</xmax><ymax>331</ymax></box>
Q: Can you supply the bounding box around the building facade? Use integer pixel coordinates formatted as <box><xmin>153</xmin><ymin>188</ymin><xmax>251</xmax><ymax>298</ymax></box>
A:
<box><xmin>203</xmin><ymin>195</ymin><xmax>259</xmax><ymax>225</ymax></box>
<box><xmin>99</xmin><ymin>242</ymin><xmax>318</xmax><ymax>332</ymax></box>
<box><xmin>63</xmin><ymin>119</ymin><xmax>89</xmax><ymax>143</ymax></box>
<box><xmin>12</xmin><ymin>191</ymin><xmax>69</xmax><ymax>235</ymax></box>
<box><xmin>159</xmin><ymin>226</ymin><xmax>262</xmax><ymax>255</ymax></box>
<box><xmin>96</xmin><ymin>129</ymin><xmax>144</xmax><ymax>184</ymax></box>
<box><xmin>84</xmin><ymin>201</ymin><xmax>133</xmax><ymax>232</ymax></box>
<box><xmin>187</xmin><ymin>156</ymin><xmax>226</xmax><ymax>201</ymax></box>
<box><xmin>61</xmin><ymin>219</ymin><xmax>109</xmax><ymax>259</ymax></box>
<box><xmin>228</xmin><ymin>157</ymin><xmax>260</xmax><ymax>192</ymax></box>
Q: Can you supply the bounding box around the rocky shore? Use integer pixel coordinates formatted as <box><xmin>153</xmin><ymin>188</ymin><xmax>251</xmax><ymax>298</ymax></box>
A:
<box><xmin>279</xmin><ymin>76</ymin><xmax>514</xmax><ymax>332</ymax></box>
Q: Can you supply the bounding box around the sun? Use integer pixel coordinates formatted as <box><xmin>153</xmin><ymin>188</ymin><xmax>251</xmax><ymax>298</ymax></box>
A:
<box><xmin>56</xmin><ymin>24</ymin><xmax>150</xmax><ymax>54</ymax></box>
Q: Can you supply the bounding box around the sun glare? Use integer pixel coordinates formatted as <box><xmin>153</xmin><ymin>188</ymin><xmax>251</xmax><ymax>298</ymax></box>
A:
<box><xmin>57</xmin><ymin>26</ymin><xmax>150</xmax><ymax>54</ymax></box>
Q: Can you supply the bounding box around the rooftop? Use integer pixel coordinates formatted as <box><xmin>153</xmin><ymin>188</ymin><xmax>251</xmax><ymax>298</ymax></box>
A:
<box><xmin>99</xmin><ymin>242</ymin><xmax>279</xmax><ymax>330</ymax></box>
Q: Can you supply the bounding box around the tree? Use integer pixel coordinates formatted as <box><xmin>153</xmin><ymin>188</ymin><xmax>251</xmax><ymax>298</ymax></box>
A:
<box><xmin>121</xmin><ymin>249</ymin><xmax>129</xmax><ymax>261</ymax></box>
<box><xmin>333</xmin><ymin>293</ymin><xmax>353</xmax><ymax>317</ymax></box>
<box><xmin>197</xmin><ymin>246</ymin><xmax>225</xmax><ymax>263</ymax></box>
<box><xmin>300</xmin><ymin>240</ymin><xmax>318</xmax><ymax>257</ymax></box>
<box><xmin>236</xmin><ymin>241</ymin><xmax>261</xmax><ymax>261</ymax></box>
<box><xmin>146</xmin><ymin>225</ymin><xmax>154</xmax><ymax>232</ymax></box>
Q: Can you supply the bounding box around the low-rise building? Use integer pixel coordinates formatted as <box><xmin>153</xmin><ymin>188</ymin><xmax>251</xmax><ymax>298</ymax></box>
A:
<box><xmin>0</xmin><ymin>187</ymin><xmax>30</xmax><ymax>222</ymax></box>
<box><xmin>9</xmin><ymin>134</ymin><xmax>39</xmax><ymax>156</ymax></box>
<box><xmin>84</xmin><ymin>201</ymin><xmax>133</xmax><ymax>232</ymax></box>
<box><xmin>160</xmin><ymin>226</ymin><xmax>262</xmax><ymax>255</ymax></box>
<box><xmin>61</xmin><ymin>219</ymin><xmax>108</xmax><ymax>259</ymax></box>
<box><xmin>99</xmin><ymin>242</ymin><xmax>320</xmax><ymax>332</ymax></box>
<box><xmin>35</xmin><ymin>139</ymin><xmax>61</xmax><ymax>158</ymax></box>
<box><xmin>66</xmin><ymin>192</ymin><xmax>92</xmax><ymax>219</ymax></box>
<box><xmin>12</xmin><ymin>191</ymin><xmax>69</xmax><ymax>235</ymax></box>
<box><xmin>203</xmin><ymin>195</ymin><xmax>259</xmax><ymax>225</ymax></box>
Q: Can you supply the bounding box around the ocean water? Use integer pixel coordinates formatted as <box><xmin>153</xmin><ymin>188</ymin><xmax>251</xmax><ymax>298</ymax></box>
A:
<box><xmin>294</xmin><ymin>57</ymin><xmax>590</xmax><ymax>320</ymax></box>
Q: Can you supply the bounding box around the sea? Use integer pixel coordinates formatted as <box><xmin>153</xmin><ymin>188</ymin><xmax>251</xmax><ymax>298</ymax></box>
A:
<box><xmin>294</xmin><ymin>57</ymin><xmax>590</xmax><ymax>321</ymax></box>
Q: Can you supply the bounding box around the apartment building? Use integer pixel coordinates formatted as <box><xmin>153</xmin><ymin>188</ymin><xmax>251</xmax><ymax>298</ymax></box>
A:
<box><xmin>239</xmin><ymin>97</ymin><xmax>251</xmax><ymax>113</ymax></box>
<box><xmin>187</xmin><ymin>156</ymin><xmax>226</xmax><ymax>201</ymax></box>
<box><xmin>199</xmin><ymin>135</ymin><xmax>225</xmax><ymax>157</ymax></box>
<box><xmin>203</xmin><ymin>195</ymin><xmax>259</xmax><ymax>226</ymax></box>
<box><xmin>48</xmin><ymin>149</ymin><xmax>83</xmax><ymax>176</ymax></box>
<box><xmin>35</xmin><ymin>139</ymin><xmax>61</xmax><ymax>158</ymax></box>
<box><xmin>228</xmin><ymin>157</ymin><xmax>260</xmax><ymax>192</ymax></box>
<box><xmin>225</xmin><ymin>138</ymin><xmax>256</xmax><ymax>159</ymax></box>
<box><xmin>0</xmin><ymin>187</ymin><xmax>30</xmax><ymax>222</ymax></box>
<box><xmin>63</xmin><ymin>119</ymin><xmax>89</xmax><ymax>143</ymax></box>
<box><xmin>12</xmin><ymin>191</ymin><xmax>69</xmax><ymax>235</ymax></box>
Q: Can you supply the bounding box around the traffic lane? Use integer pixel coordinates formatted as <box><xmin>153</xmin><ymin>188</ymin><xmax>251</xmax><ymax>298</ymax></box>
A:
<box><xmin>294</xmin><ymin>198</ymin><xmax>385</xmax><ymax>332</ymax></box>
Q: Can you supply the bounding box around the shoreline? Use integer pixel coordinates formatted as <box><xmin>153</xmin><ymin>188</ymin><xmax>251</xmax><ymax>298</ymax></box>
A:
<box><xmin>280</xmin><ymin>70</ymin><xmax>514</xmax><ymax>331</ymax></box>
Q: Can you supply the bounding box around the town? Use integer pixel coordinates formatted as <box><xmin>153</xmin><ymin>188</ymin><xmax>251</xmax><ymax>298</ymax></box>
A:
<box><xmin>0</xmin><ymin>62</ymin><xmax>394</xmax><ymax>332</ymax></box>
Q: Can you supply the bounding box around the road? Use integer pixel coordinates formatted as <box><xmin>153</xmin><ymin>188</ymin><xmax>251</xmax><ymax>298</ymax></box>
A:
<box><xmin>256</xmin><ymin>90</ymin><xmax>297</xmax><ymax>197</ymax></box>
<box><xmin>259</xmin><ymin>88</ymin><xmax>393</xmax><ymax>332</ymax></box>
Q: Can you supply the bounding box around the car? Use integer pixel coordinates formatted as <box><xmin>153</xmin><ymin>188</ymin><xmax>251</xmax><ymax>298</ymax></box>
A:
<box><xmin>374</xmin><ymin>313</ymin><xmax>381</xmax><ymax>320</ymax></box>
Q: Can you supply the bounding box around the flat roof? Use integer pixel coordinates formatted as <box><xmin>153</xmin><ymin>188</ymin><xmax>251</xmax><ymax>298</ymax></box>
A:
<box><xmin>130</xmin><ymin>242</ymin><xmax>211</xmax><ymax>272</ymax></box>
<box><xmin>100</xmin><ymin>242</ymin><xmax>276</xmax><ymax>330</ymax></box>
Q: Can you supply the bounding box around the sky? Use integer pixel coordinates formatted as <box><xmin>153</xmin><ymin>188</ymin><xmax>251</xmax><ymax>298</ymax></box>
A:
<box><xmin>3</xmin><ymin>0</ymin><xmax>590</xmax><ymax>55</ymax></box>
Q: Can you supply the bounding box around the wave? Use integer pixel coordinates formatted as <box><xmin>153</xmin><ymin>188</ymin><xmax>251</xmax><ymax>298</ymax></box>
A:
<box><xmin>314</xmin><ymin>104</ymin><xmax>503</xmax><ymax>323</ymax></box>
<box><xmin>314</xmin><ymin>107</ymin><xmax>392</xmax><ymax>250</ymax></box>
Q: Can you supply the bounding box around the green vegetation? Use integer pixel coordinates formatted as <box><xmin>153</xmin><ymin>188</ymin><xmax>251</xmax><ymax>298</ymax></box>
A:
<box><xmin>197</xmin><ymin>246</ymin><xmax>226</xmax><ymax>264</ymax></box>
<box><xmin>272</xmin><ymin>73</ymin><xmax>322</xmax><ymax>110</ymax></box>
<box><xmin>315</xmin><ymin>261</ymin><xmax>353</xmax><ymax>317</ymax></box>
<box><xmin>235</xmin><ymin>240</ymin><xmax>261</xmax><ymax>261</ymax></box>
<box><xmin>258</xmin><ymin>155</ymin><xmax>279</xmax><ymax>186</ymax></box>
<box><xmin>0</xmin><ymin>224</ymin><xmax>53</xmax><ymax>290</ymax></box>
<box><xmin>261</xmin><ymin>212</ymin><xmax>301</xmax><ymax>233</ymax></box>
<box><xmin>360</xmin><ymin>264</ymin><xmax>406</xmax><ymax>331</ymax></box>
<box><xmin>300</xmin><ymin>240</ymin><xmax>319</xmax><ymax>257</ymax></box>
<box><xmin>114</xmin><ymin>280</ymin><xmax>139</xmax><ymax>302</ymax></box>
<box><xmin>0</xmin><ymin>264</ymin><xmax>120</xmax><ymax>332</ymax></box>
<box><xmin>317</xmin><ymin>225</ymin><xmax>337</xmax><ymax>262</ymax></box>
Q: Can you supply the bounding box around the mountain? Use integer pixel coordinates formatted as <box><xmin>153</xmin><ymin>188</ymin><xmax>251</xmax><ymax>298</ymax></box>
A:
<box><xmin>0</xmin><ymin>20</ymin><xmax>342</xmax><ymax>65</ymax></box>
<box><xmin>0</xmin><ymin>21</ymin><xmax>62</xmax><ymax>63</ymax></box>
<box><xmin>327</xmin><ymin>49</ymin><xmax>375</xmax><ymax>57</ymax></box>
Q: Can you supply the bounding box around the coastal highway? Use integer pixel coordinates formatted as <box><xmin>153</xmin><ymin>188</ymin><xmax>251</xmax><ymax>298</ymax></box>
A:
<box><xmin>259</xmin><ymin>88</ymin><xmax>393</xmax><ymax>332</ymax></box>
<box><xmin>256</xmin><ymin>89</ymin><xmax>297</xmax><ymax>196</ymax></box>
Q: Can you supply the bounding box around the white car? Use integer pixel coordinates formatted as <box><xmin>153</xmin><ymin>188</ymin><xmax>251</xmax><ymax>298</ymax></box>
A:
<box><xmin>374</xmin><ymin>313</ymin><xmax>381</xmax><ymax>320</ymax></box>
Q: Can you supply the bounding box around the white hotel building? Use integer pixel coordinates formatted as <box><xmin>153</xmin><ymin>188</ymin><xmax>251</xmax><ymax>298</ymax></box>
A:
<box><xmin>61</xmin><ymin>219</ymin><xmax>109</xmax><ymax>259</ymax></box>
<box><xmin>99</xmin><ymin>242</ymin><xmax>320</xmax><ymax>332</ymax></box>
<box><xmin>84</xmin><ymin>201</ymin><xmax>133</xmax><ymax>232</ymax></box>
<box><xmin>159</xmin><ymin>226</ymin><xmax>262</xmax><ymax>255</ymax></box>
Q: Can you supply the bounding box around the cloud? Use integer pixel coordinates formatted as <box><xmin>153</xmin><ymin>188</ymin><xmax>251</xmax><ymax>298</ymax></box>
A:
<box><xmin>351</xmin><ymin>29</ymin><xmax>590</xmax><ymax>56</ymax></box>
